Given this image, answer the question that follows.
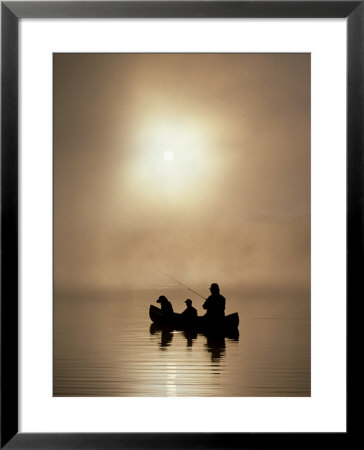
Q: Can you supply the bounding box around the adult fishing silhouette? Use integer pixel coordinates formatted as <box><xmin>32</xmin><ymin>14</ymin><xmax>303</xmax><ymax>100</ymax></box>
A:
<box><xmin>202</xmin><ymin>283</ymin><xmax>226</xmax><ymax>321</ymax></box>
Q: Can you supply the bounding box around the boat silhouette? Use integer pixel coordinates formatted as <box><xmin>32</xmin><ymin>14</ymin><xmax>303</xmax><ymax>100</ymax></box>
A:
<box><xmin>149</xmin><ymin>305</ymin><xmax>239</xmax><ymax>337</ymax></box>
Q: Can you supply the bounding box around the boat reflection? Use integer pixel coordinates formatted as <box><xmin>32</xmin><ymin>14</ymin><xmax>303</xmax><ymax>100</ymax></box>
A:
<box><xmin>149</xmin><ymin>324</ymin><xmax>174</xmax><ymax>349</ymax></box>
<box><xmin>183</xmin><ymin>329</ymin><xmax>197</xmax><ymax>347</ymax></box>
<box><xmin>205</xmin><ymin>334</ymin><xmax>226</xmax><ymax>361</ymax></box>
<box><xmin>149</xmin><ymin>323</ymin><xmax>239</xmax><ymax>360</ymax></box>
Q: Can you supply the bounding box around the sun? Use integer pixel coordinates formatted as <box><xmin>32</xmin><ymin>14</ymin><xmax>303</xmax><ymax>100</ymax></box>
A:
<box><xmin>126</xmin><ymin>118</ymin><xmax>215</xmax><ymax>202</ymax></box>
<box><xmin>164</xmin><ymin>151</ymin><xmax>175</xmax><ymax>161</ymax></box>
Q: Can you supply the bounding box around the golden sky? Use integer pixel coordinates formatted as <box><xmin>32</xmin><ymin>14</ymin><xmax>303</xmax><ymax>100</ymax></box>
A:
<box><xmin>54</xmin><ymin>54</ymin><xmax>310</xmax><ymax>291</ymax></box>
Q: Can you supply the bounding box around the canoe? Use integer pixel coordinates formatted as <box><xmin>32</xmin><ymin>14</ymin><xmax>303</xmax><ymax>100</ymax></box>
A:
<box><xmin>149</xmin><ymin>305</ymin><xmax>239</xmax><ymax>333</ymax></box>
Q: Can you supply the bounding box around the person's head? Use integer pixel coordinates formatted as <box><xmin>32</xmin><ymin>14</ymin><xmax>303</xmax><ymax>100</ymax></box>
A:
<box><xmin>157</xmin><ymin>295</ymin><xmax>168</xmax><ymax>304</ymax></box>
<box><xmin>185</xmin><ymin>299</ymin><xmax>192</xmax><ymax>306</ymax></box>
<box><xmin>209</xmin><ymin>283</ymin><xmax>220</xmax><ymax>295</ymax></box>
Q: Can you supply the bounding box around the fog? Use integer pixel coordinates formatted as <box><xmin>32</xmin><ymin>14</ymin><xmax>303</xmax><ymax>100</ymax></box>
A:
<box><xmin>54</xmin><ymin>54</ymin><xmax>310</xmax><ymax>291</ymax></box>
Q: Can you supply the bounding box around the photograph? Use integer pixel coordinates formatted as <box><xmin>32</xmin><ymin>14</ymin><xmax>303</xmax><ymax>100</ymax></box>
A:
<box><xmin>53</xmin><ymin>53</ymin><xmax>311</xmax><ymax>397</ymax></box>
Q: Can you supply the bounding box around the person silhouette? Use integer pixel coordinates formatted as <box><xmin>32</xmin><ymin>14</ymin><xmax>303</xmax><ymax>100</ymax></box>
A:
<box><xmin>156</xmin><ymin>295</ymin><xmax>174</xmax><ymax>316</ymax></box>
<box><xmin>181</xmin><ymin>299</ymin><xmax>198</xmax><ymax>320</ymax></box>
<box><xmin>202</xmin><ymin>283</ymin><xmax>226</xmax><ymax>321</ymax></box>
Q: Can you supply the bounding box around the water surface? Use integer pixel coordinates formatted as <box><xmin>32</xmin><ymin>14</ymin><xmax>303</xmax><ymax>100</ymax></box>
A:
<box><xmin>54</xmin><ymin>286</ymin><xmax>310</xmax><ymax>396</ymax></box>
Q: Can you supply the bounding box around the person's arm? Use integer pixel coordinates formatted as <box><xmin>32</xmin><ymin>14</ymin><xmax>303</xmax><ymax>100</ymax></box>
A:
<box><xmin>202</xmin><ymin>298</ymin><xmax>209</xmax><ymax>310</ymax></box>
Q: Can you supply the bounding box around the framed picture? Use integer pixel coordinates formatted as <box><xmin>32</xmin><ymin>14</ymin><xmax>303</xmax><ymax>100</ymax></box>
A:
<box><xmin>1</xmin><ymin>1</ymin><xmax>357</xmax><ymax>448</ymax></box>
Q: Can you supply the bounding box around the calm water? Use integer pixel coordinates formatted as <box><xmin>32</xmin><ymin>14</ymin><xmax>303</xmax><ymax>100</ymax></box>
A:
<box><xmin>54</xmin><ymin>287</ymin><xmax>310</xmax><ymax>396</ymax></box>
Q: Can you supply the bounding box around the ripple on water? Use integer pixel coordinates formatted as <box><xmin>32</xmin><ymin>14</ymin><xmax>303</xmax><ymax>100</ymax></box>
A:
<box><xmin>54</xmin><ymin>290</ymin><xmax>310</xmax><ymax>396</ymax></box>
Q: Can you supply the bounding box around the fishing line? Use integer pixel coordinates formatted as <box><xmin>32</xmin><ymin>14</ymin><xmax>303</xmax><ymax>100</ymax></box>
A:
<box><xmin>156</xmin><ymin>269</ymin><xmax>206</xmax><ymax>300</ymax></box>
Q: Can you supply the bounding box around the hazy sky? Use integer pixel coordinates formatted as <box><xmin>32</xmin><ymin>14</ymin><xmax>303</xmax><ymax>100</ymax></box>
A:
<box><xmin>54</xmin><ymin>54</ymin><xmax>310</xmax><ymax>291</ymax></box>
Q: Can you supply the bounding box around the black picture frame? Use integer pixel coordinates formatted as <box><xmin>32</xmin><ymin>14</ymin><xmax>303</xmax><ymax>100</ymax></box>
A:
<box><xmin>1</xmin><ymin>1</ymin><xmax>359</xmax><ymax>448</ymax></box>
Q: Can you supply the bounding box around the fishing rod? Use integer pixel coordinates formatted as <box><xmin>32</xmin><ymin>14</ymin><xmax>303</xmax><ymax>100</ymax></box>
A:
<box><xmin>156</xmin><ymin>269</ymin><xmax>206</xmax><ymax>300</ymax></box>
